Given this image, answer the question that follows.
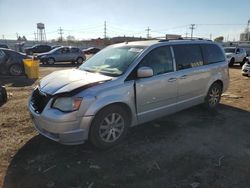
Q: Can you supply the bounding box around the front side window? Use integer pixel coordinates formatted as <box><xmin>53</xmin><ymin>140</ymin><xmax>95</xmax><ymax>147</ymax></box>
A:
<box><xmin>201</xmin><ymin>44</ymin><xmax>225</xmax><ymax>64</ymax></box>
<box><xmin>173</xmin><ymin>44</ymin><xmax>203</xmax><ymax>70</ymax></box>
<box><xmin>224</xmin><ymin>48</ymin><xmax>235</xmax><ymax>53</ymax></box>
<box><xmin>139</xmin><ymin>46</ymin><xmax>174</xmax><ymax>75</ymax></box>
<box><xmin>79</xmin><ymin>46</ymin><xmax>144</xmax><ymax>77</ymax></box>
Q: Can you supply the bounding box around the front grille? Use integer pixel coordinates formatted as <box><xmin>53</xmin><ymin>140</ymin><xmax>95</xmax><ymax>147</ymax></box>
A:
<box><xmin>31</xmin><ymin>88</ymin><xmax>51</xmax><ymax>114</ymax></box>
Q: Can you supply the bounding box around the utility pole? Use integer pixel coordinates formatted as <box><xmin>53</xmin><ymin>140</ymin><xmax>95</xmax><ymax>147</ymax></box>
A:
<box><xmin>34</xmin><ymin>32</ymin><xmax>37</xmax><ymax>41</ymax></box>
<box><xmin>104</xmin><ymin>21</ymin><xmax>107</xmax><ymax>39</ymax></box>
<box><xmin>210</xmin><ymin>34</ymin><xmax>212</xmax><ymax>40</ymax></box>
<box><xmin>145</xmin><ymin>27</ymin><xmax>151</xmax><ymax>39</ymax></box>
<box><xmin>58</xmin><ymin>27</ymin><xmax>64</xmax><ymax>41</ymax></box>
<box><xmin>190</xmin><ymin>24</ymin><xmax>195</xmax><ymax>39</ymax></box>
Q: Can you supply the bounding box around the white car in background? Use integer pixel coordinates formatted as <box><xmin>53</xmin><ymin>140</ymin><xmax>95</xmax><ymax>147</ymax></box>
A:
<box><xmin>242</xmin><ymin>60</ymin><xmax>250</xmax><ymax>77</ymax></box>
<box><xmin>224</xmin><ymin>47</ymin><xmax>247</xmax><ymax>67</ymax></box>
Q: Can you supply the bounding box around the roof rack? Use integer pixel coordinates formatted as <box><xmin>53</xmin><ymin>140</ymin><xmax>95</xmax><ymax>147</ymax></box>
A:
<box><xmin>158</xmin><ymin>37</ymin><xmax>212</xmax><ymax>42</ymax></box>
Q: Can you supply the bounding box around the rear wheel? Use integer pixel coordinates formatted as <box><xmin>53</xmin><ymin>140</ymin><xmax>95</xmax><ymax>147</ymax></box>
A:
<box><xmin>47</xmin><ymin>57</ymin><xmax>55</xmax><ymax>65</ymax></box>
<box><xmin>89</xmin><ymin>105</ymin><xmax>129</xmax><ymax>149</ymax></box>
<box><xmin>204</xmin><ymin>82</ymin><xmax>222</xmax><ymax>110</ymax></box>
<box><xmin>76</xmin><ymin>57</ymin><xmax>83</xmax><ymax>64</ymax></box>
<box><xmin>229</xmin><ymin>58</ymin><xmax>234</xmax><ymax>67</ymax></box>
<box><xmin>9</xmin><ymin>64</ymin><xmax>24</xmax><ymax>76</ymax></box>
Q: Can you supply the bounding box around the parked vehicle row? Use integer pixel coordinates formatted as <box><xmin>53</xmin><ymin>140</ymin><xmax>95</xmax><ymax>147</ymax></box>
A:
<box><xmin>29</xmin><ymin>39</ymin><xmax>229</xmax><ymax>149</ymax></box>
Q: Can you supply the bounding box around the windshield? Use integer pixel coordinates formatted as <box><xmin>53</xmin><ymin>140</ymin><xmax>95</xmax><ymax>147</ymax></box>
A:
<box><xmin>79</xmin><ymin>46</ymin><xmax>144</xmax><ymax>77</ymax></box>
<box><xmin>224</xmin><ymin>48</ymin><xmax>235</xmax><ymax>53</ymax></box>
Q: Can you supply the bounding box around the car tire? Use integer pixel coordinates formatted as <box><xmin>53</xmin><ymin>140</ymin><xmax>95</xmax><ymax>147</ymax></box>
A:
<box><xmin>76</xmin><ymin>57</ymin><xmax>84</xmax><ymax>64</ymax></box>
<box><xmin>89</xmin><ymin>105</ymin><xmax>129</xmax><ymax>149</ymax></box>
<box><xmin>240</xmin><ymin>58</ymin><xmax>246</xmax><ymax>67</ymax></box>
<box><xmin>204</xmin><ymin>82</ymin><xmax>222</xmax><ymax>110</ymax></box>
<box><xmin>9</xmin><ymin>64</ymin><xmax>24</xmax><ymax>76</ymax></box>
<box><xmin>229</xmin><ymin>58</ymin><xmax>234</xmax><ymax>67</ymax></box>
<box><xmin>47</xmin><ymin>57</ymin><xmax>55</xmax><ymax>65</ymax></box>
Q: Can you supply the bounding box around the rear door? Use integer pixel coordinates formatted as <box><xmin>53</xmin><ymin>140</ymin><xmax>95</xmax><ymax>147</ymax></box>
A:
<box><xmin>70</xmin><ymin>48</ymin><xmax>79</xmax><ymax>61</ymax></box>
<box><xmin>135</xmin><ymin>46</ymin><xmax>178</xmax><ymax>123</ymax></box>
<box><xmin>0</xmin><ymin>50</ymin><xmax>7</xmax><ymax>74</ymax></box>
<box><xmin>172</xmin><ymin>44</ymin><xmax>209</xmax><ymax>104</ymax></box>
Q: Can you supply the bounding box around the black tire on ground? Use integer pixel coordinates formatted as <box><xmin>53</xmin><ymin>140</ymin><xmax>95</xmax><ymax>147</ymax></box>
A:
<box><xmin>47</xmin><ymin>57</ymin><xmax>55</xmax><ymax>65</ymax></box>
<box><xmin>0</xmin><ymin>86</ymin><xmax>7</xmax><ymax>106</ymax></box>
<box><xmin>9</xmin><ymin>64</ymin><xmax>24</xmax><ymax>76</ymax></box>
<box><xmin>89</xmin><ymin>105</ymin><xmax>129</xmax><ymax>149</ymax></box>
<box><xmin>204</xmin><ymin>82</ymin><xmax>222</xmax><ymax>110</ymax></box>
<box><xmin>229</xmin><ymin>58</ymin><xmax>235</xmax><ymax>67</ymax></box>
<box><xmin>240</xmin><ymin>58</ymin><xmax>246</xmax><ymax>67</ymax></box>
<box><xmin>76</xmin><ymin>57</ymin><xmax>84</xmax><ymax>64</ymax></box>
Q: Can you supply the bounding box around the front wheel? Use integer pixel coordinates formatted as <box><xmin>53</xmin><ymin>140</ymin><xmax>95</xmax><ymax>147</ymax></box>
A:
<box><xmin>89</xmin><ymin>105</ymin><xmax>129</xmax><ymax>149</ymax></box>
<box><xmin>240</xmin><ymin>58</ymin><xmax>247</xmax><ymax>67</ymax></box>
<box><xmin>47</xmin><ymin>57</ymin><xmax>55</xmax><ymax>65</ymax></box>
<box><xmin>204</xmin><ymin>82</ymin><xmax>222</xmax><ymax>110</ymax></box>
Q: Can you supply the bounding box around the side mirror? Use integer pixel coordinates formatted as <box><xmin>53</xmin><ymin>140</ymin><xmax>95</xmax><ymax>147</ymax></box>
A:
<box><xmin>137</xmin><ymin>66</ymin><xmax>153</xmax><ymax>78</ymax></box>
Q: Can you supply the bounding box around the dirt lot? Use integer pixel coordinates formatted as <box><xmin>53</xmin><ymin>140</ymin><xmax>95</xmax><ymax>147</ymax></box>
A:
<box><xmin>0</xmin><ymin>64</ymin><xmax>250</xmax><ymax>188</ymax></box>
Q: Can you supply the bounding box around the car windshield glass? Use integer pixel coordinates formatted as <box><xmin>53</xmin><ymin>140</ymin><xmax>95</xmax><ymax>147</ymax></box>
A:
<box><xmin>224</xmin><ymin>48</ymin><xmax>235</xmax><ymax>53</ymax></box>
<box><xmin>50</xmin><ymin>47</ymin><xmax>62</xmax><ymax>53</ymax></box>
<box><xmin>79</xmin><ymin>46</ymin><xmax>144</xmax><ymax>77</ymax></box>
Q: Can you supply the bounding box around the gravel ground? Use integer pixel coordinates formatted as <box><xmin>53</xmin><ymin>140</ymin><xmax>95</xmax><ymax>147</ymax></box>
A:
<box><xmin>0</xmin><ymin>64</ymin><xmax>249</xmax><ymax>188</ymax></box>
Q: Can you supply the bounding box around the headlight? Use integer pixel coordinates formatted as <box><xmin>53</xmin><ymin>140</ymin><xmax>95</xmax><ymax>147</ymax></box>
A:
<box><xmin>226</xmin><ymin>55</ymin><xmax>232</xmax><ymax>58</ymax></box>
<box><xmin>52</xmin><ymin>97</ymin><xmax>82</xmax><ymax>112</ymax></box>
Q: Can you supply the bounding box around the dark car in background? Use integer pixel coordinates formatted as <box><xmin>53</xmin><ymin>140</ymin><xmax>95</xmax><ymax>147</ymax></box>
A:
<box><xmin>51</xmin><ymin>45</ymin><xmax>62</xmax><ymax>50</ymax></box>
<box><xmin>37</xmin><ymin>46</ymin><xmax>86</xmax><ymax>64</ymax></box>
<box><xmin>25</xmin><ymin>44</ymin><xmax>51</xmax><ymax>55</ymax></box>
<box><xmin>0</xmin><ymin>44</ymin><xmax>9</xmax><ymax>49</ymax></box>
<box><xmin>83</xmin><ymin>47</ymin><xmax>100</xmax><ymax>54</ymax></box>
<box><xmin>0</xmin><ymin>48</ymin><xmax>30</xmax><ymax>76</ymax></box>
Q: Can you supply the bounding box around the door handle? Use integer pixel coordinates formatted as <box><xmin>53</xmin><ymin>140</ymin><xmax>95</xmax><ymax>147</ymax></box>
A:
<box><xmin>180</xmin><ymin>75</ymin><xmax>188</xmax><ymax>79</ymax></box>
<box><xmin>168</xmin><ymin>78</ymin><xmax>177</xmax><ymax>82</ymax></box>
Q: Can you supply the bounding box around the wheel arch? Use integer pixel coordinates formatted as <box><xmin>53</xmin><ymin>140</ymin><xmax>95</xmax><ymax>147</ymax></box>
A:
<box><xmin>92</xmin><ymin>102</ymin><xmax>133</xmax><ymax>126</ymax></box>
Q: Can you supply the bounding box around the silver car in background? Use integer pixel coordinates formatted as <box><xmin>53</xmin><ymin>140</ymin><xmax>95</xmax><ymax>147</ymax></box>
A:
<box><xmin>37</xmin><ymin>46</ymin><xmax>86</xmax><ymax>65</ymax></box>
<box><xmin>29</xmin><ymin>39</ymin><xmax>229</xmax><ymax>149</ymax></box>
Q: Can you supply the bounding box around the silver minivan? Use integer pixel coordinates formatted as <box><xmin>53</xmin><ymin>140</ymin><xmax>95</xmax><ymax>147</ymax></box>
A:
<box><xmin>29</xmin><ymin>39</ymin><xmax>229</xmax><ymax>149</ymax></box>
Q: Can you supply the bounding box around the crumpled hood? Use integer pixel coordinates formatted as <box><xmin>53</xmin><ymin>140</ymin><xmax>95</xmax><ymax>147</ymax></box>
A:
<box><xmin>39</xmin><ymin>69</ymin><xmax>112</xmax><ymax>95</ymax></box>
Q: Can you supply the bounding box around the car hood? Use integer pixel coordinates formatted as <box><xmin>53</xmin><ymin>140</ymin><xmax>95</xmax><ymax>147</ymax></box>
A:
<box><xmin>39</xmin><ymin>69</ymin><xmax>112</xmax><ymax>95</ymax></box>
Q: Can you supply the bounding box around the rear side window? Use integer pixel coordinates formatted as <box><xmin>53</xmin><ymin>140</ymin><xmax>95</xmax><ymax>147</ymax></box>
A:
<box><xmin>201</xmin><ymin>44</ymin><xmax>225</xmax><ymax>65</ymax></box>
<box><xmin>173</xmin><ymin>44</ymin><xmax>203</xmax><ymax>70</ymax></box>
<box><xmin>71</xmin><ymin>48</ymin><xmax>80</xmax><ymax>53</ymax></box>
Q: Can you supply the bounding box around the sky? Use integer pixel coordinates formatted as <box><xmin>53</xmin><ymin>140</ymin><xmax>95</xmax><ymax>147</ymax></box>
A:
<box><xmin>0</xmin><ymin>0</ymin><xmax>250</xmax><ymax>41</ymax></box>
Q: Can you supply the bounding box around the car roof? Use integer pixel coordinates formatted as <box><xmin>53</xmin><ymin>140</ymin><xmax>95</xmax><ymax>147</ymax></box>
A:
<box><xmin>111</xmin><ymin>39</ymin><xmax>216</xmax><ymax>48</ymax></box>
